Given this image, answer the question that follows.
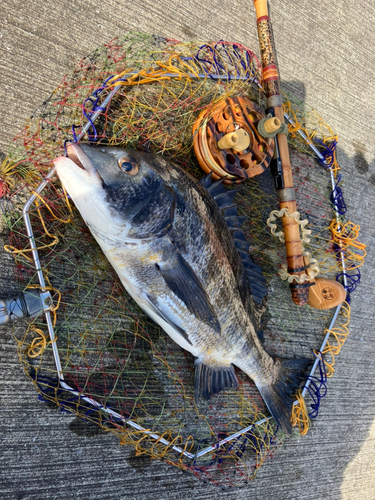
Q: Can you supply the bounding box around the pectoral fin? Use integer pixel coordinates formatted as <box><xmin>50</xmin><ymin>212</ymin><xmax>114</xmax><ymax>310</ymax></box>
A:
<box><xmin>157</xmin><ymin>252</ymin><xmax>221</xmax><ymax>334</ymax></box>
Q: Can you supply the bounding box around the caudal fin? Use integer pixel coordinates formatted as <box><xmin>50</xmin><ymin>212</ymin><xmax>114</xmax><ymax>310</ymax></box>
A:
<box><xmin>256</xmin><ymin>358</ymin><xmax>311</xmax><ymax>435</ymax></box>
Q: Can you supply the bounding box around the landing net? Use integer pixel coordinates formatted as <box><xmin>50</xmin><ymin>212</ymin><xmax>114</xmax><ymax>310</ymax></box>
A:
<box><xmin>0</xmin><ymin>32</ymin><xmax>365</xmax><ymax>488</ymax></box>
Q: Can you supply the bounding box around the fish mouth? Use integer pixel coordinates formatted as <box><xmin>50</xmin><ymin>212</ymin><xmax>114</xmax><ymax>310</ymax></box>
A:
<box><xmin>66</xmin><ymin>143</ymin><xmax>98</xmax><ymax>177</ymax></box>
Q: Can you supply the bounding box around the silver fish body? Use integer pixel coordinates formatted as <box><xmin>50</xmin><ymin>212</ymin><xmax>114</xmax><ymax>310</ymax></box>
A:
<box><xmin>54</xmin><ymin>144</ymin><xmax>309</xmax><ymax>434</ymax></box>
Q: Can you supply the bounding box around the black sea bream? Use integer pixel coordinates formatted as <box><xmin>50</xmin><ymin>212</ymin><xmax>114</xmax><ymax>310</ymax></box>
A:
<box><xmin>54</xmin><ymin>143</ymin><xmax>310</xmax><ymax>434</ymax></box>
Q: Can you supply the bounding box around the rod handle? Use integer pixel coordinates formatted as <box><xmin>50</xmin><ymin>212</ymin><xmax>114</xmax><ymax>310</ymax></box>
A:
<box><xmin>0</xmin><ymin>289</ymin><xmax>52</xmax><ymax>325</ymax></box>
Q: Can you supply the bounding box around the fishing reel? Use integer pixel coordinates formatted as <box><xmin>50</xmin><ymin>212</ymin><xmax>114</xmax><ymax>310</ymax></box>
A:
<box><xmin>193</xmin><ymin>96</ymin><xmax>274</xmax><ymax>184</ymax></box>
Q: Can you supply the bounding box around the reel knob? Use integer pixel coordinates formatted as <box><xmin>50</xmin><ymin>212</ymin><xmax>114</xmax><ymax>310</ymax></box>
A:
<box><xmin>193</xmin><ymin>96</ymin><xmax>274</xmax><ymax>184</ymax></box>
<box><xmin>217</xmin><ymin>129</ymin><xmax>252</xmax><ymax>151</ymax></box>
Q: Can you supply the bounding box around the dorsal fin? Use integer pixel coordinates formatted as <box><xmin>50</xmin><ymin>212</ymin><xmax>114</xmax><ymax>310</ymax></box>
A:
<box><xmin>224</xmin><ymin>216</ymin><xmax>247</xmax><ymax>229</ymax></box>
<box><xmin>231</xmin><ymin>229</ymin><xmax>268</xmax><ymax>304</ymax></box>
<box><xmin>221</xmin><ymin>205</ymin><xmax>238</xmax><ymax>217</ymax></box>
<box><xmin>200</xmin><ymin>172</ymin><xmax>214</xmax><ymax>188</ymax></box>
<box><xmin>232</xmin><ymin>230</ymin><xmax>248</xmax><ymax>242</ymax></box>
<box><xmin>237</xmin><ymin>250</ymin><xmax>262</xmax><ymax>271</ymax></box>
<box><xmin>206</xmin><ymin>177</ymin><xmax>227</xmax><ymax>197</ymax></box>
<box><xmin>213</xmin><ymin>189</ymin><xmax>240</xmax><ymax>209</ymax></box>
<box><xmin>201</xmin><ymin>177</ymin><xmax>268</xmax><ymax>305</ymax></box>
<box><xmin>245</xmin><ymin>266</ymin><xmax>266</xmax><ymax>282</ymax></box>
<box><xmin>232</xmin><ymin>231</ymin><xmax>251</xmax><ymax>252</ymax></box>
<box><xmin>247</xmin><ymin>277</ymin><xmax>268</xmax><ymax>303</ymax></box>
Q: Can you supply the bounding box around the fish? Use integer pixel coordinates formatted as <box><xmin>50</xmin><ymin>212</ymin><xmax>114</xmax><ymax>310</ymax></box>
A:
<box><xmin>54</xmin><ymin>143</ymin><xmax>310</xmax><ymax>434</ymax></box>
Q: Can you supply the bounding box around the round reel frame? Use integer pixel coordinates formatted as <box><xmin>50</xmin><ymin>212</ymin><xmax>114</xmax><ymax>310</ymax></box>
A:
<box><xmin>193</xmin><ymin>96</ymin><xmax>274</xmax><ymax>184</ymax></box>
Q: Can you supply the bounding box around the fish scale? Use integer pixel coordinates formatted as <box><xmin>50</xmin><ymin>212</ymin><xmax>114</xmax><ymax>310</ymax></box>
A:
<box><xmin>54</xmin><ymin>143</ymin><xmax>311</xmax><ymax>434</ymax></box>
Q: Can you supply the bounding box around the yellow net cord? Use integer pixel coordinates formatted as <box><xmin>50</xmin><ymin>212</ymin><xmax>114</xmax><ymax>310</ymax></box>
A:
<box><xmin>26</xmin><ymin>326</ymin><xmax>57</xmax><ymax>358</ymax></box>
<box><xmin>291</xmin><ymin>389</ymin><xmax>310</xmax><ymax>436</ymax></box>
<box><xmin>0</xmin><ymin>155</ymin><xmax>40</xmax><ymax>194</ymax></box>
<box><xmin>329</xmin><ymin>220</ymin><xmax>367</xmax><ymax>270</ymax></box>
<box><xmin>283</xmin><ymin>98</ymin><xmax>340</xmax><ymax>176</ymax></box>
<box><xmin>4</xmin><ymin>190</ymin><xmax>72</xmax><ymax>261</ymax></box>
<box><xmin>317</xmin><ymin>301</ymin><xmax>350</xmax><ymax>377</ymax></box>
<box><xmin>106</xmin><ymin>51</ymin><xmax>254</xmax><ymax>89</ymax></box>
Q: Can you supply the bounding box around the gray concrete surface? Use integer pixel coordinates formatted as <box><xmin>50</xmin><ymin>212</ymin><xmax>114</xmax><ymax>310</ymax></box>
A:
<box><xmin>1</xmin><ymin>0</ymin><xmax>375</xmax><ymax>499</ymax></box>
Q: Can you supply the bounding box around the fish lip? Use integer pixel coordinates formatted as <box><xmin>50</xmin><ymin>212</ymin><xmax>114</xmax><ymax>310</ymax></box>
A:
<box><xmin>66</xmin><ymin>143</ymin><xmax>98</xmax><ymax>177</ymax></box>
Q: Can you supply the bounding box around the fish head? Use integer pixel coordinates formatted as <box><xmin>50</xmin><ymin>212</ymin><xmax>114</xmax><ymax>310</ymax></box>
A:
<box><xmin>54</xmin><ymin>143</ymin><xmax>179</xmax><ymax>243</ymax></box>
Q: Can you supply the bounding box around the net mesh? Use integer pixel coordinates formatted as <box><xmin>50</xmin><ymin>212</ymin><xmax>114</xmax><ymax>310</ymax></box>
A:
<box><xmin>0</xmin><ymin>32</ymin><xmax>365</xmax><ymax>488</ymax></box>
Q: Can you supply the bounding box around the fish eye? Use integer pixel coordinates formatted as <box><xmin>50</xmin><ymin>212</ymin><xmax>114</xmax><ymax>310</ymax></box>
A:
<box><xmin>118</xmin><ymin>155</ymin><xmax>139</xmax><ymax>176</ymax></box>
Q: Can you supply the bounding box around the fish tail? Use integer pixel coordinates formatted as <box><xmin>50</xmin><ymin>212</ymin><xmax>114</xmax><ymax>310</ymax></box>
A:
<box><xmin>255</xmin><ymin>358</ymin><xmax>311</xmax><ymax>435</ymax></box>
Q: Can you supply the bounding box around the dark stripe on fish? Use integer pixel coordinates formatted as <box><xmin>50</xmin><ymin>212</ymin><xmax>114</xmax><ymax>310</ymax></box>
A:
<box><xmin>128</xmin><ymin>186</ymin><xmax>176</xmax><ymax>239</ymax></box>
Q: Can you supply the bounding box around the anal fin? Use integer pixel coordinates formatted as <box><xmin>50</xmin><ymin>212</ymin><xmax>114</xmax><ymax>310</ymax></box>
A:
<box><xmin>194</xmin><ymin>361</ymin><xmax>238</xmax><ymax>403</ymax></box>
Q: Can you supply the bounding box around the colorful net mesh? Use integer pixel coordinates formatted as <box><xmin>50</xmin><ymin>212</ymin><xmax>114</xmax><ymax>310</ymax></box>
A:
<box><xmin>0</xmin><ymin>32</ymin><xmax>365</xmax><ymax>488</ymax></box>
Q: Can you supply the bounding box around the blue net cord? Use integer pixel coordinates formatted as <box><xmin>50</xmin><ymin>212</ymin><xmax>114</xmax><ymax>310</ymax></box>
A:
<box><xmin>337</xmin><ymin>267</ymin><xmax>361</xmax><ymax>304</ymax></box>
<box><xmin>314</xmin><ymin>137</ymin><xmax>338</xmax><ymax>169</ymax></box>
<box><xmin>330</xmin><ymin>174</ymin><xmax>347</xmax><ymax>215</ymax></box>
<box><xmin>69</xmin><ymin>42</ymin><xmax>261</xmax><ymax>143</ymax></box>
<box><xmin>71</xmin><ymin>74</ymin><xmax>129</xmax><ymax>142</ymax></box>
<box><xmin>314</xmin><ymin>138</ymin><xmax>362</xmax><ymax>304</ymax></box>
<box><xmin>194</xmin><ymin>41</ymin><xmax>259</xmax><ymax>81</ymax></box>
<box><xmin>195</xmin><ymin>43</ymin><xmax>229</xmax><ymax>79</ymax></box>
<box><xmin>31</xmin><ymin>371</ymin><xmax>125</xmax><ymax>425</ymax></box>
<box><xmin>303</xmin><ymin>352</ymin><xmax>328</xmax><ymax>419</ymax></box>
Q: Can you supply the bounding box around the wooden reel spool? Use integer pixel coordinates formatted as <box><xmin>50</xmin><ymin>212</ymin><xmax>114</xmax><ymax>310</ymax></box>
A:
<box><xmin>193</xmin><ymin>96</ymin><xmax>274</xmax><ymax>184</ymax></box>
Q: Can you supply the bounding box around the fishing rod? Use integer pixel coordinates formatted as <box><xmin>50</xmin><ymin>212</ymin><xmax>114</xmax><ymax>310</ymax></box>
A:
<box><xmin>253</xmin><ymin>0</ymin><xmax>345</xmax><ymax>309</ymax></box>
